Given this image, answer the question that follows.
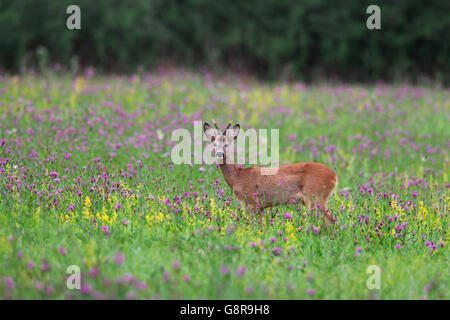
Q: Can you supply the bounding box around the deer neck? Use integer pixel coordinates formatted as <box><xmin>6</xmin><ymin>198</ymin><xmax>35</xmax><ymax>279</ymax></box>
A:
<box><xmin>219</xmin><ymin>154</ymin><xmax>239</xmax><ymax>188</ymax></box>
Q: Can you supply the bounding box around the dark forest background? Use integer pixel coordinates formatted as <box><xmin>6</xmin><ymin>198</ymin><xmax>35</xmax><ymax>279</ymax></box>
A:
<box><xmin>0</xmin><ymin>0</ymin><xmax>449</xmax><ymax>83</ymax></box>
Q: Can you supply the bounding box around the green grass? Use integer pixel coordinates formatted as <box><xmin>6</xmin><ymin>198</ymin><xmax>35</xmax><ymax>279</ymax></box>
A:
<box><xmin>0</xmin><ymin>72</ymin><xmax>448</xmax><ymax>299</ymax></box>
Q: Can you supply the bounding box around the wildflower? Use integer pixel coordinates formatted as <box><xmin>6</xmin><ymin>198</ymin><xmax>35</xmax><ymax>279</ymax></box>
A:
<box><xmin>17</xmin><ymin>251</ymin><xmax>24</xmax><ymax>259</ymax></box>
<box><xmin>306</xmin><ymin>288</ymin><xmax>316</xmax><ymax>297</ymax></box>
<box><xmin>115</xmin><ymin>253</ymin><xmax>124</xmax><ymax>265</ymax></box>
<box><xmin>273</xmin><ymin>247</ymin><xmax>281</xmax><ymax>255</ymax></box>
<box><xmin>395</xmin><ymin>244</ymin><xmax>401</xmax><ymax>249</ymax></box>
<box><xmin>126</xmin><ymin>291</ymin><xmax>136</xmax><ymax>299</ymax></box>
<box><xmin>101</xmin><ymin>225</ymin><xmax>110</xmax><ymax>235</ymax></box>
<box><xmin>183</xmin><ymin>275</ymin><xmax>190</xmax><ymax>282</ymax></box>
<box><xmin>41</xmin><ymin>262</ymin><xmax>50</xmax><ymax>272</ymax></box>
<box><xmin>4</xmin><ymin>277</ymin><xmax>14</xmax><ymax>289</ymax></box>
<box><xmin>89</xmin><ymin>267</ymin><xmax>99</xmax><ymax>277</ymax></box>
<box><xmin>237</xmin><ymin>266</ymin><xmax>247</xmax><ymax>277</ymax></box>
<box><xmin>45</xmin><ymin>286</ymin><xmax>54</xmax><ymax>295</ymax></box>
<box><xmin>163</xmin><ymin>271</ymin><xmax>170</xmax><ymax>281</ymax></box>
<box><xmin>34</xmin><ymin>281</ymin><xmax>43</xmax><ymax>290</ymax></box>
<box><xmin>220</xmin><ymin>266</ymin><xmax>230</xmax><ymax>275</ymax></box>
<box><xmin>81</xmin><ymin>284</ymin><xmax>92</xmax><ymax>295</ymax></box>
<box><xmin>136</xmin><ymin>282</ymin><xmax>148</xmax><ymax>290</ymax></box>
<box><xmin>245</xmin><ymin>286</ymin><xmax>254</xmax><ymax>294</ymax></box>
<box><xmin>58</xmin><ymin>246</ymin><xmax>67</xmax><ymax>255</ymax></box>
<box><xmin>92</xmin><ymin>291</ymin><xmax>105</xmax><ymax>300</ymax></box>
<box><xmin>173</xmin><ymin>261</ymin><xmax>181</xmax><ymax>271</ymax></box>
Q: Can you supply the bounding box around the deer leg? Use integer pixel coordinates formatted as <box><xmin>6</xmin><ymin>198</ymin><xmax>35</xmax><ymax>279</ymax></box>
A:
<box><xmin>318</xmin><ymin>197</ymin><xmax>336</xmax><ymax>229</ymax></box>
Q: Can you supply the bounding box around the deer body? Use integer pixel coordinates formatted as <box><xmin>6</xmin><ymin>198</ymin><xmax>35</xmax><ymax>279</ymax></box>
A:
<box><xmin>221</xmin><ymin>162</ymin><xmax>337</xmax><ymax>214</ymax></box>
<box><xmin>204</xmin><ymin>121</ymin><xmax>338</xmax><ymax>226</ymax></box>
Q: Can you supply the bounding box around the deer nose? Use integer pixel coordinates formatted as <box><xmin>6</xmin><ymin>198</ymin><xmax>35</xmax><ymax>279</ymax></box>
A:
<box><xmin>216</xmin><ymin>151</ymin><xmax>224</xmax><ymax>157</ymax></box>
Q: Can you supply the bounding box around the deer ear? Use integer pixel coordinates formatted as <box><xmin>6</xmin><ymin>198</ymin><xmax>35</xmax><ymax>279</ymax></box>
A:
<box><xmin>226</xmin><ymin>124</ymin><xmax>240</xmax><ymax>141</ymax></box>
<box><xmin>204</xmin><ymin>122</ymin><xmax>219</xmax><ymax>140</ymax></box>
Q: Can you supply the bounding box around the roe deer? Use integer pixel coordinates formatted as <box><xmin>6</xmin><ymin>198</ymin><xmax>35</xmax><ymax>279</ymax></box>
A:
<box><xmin>203</xmin><ymin>121</ymin><xmax>338</xmax><ymax>227</ymax></box>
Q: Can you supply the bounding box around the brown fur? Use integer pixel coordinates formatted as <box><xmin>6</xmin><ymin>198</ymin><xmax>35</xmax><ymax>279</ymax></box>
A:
<box><xmin>204</xmin><ymin>122</ymin><xmax>338</xmax><ymax>227</ymax></box>
<box><xmin>220</xmin><ymin>159</ymin><xmax>338</xmax><ymax>226</ymax></box>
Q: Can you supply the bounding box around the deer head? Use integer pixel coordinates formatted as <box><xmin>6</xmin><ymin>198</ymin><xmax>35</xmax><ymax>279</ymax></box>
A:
<box><xmin>203</xmin><ymin>120</ymin><xmax>240</xmax><ymax>164</ymax></box>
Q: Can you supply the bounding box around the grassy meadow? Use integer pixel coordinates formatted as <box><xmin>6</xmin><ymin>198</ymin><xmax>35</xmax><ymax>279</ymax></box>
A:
<box><xmin>0</xmin><ymin>70</ymin><xmax>448</xmax><ymax>299</ymax></box>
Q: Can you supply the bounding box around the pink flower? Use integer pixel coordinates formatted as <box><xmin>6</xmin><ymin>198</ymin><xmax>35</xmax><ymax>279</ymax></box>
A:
<box><xmin>4</xmin><ymin>277</ymin><xmax>14</xmax><ymax>289</ymax></box>
<box><xmin>220</xmin><ymin>266</ymin><xmax>230</xmax><ymax>275</ymax></box>
<box><xmin>126</xmin><ymin>291</ymin><xmax>136</xmax><ymax>299</ymax></box>
<box><xmin>115</xmin><ymin>253</ymin><xmax>124</xmax><ymax>265</ymax></box>
<box><xmin>237</xmin><ymin>266</ymin><xmax>247</xmax><ymax>277</ymax></box>
<box><xmin>101</xmin><ymin>225</ymin><xmax>110</xmax><ymax>235</ymax></box>
<box><xmin>81</xmin><ymin>284</ymin><xmax>92</xmax><ymax>295</ymax></box>
<box><xmin>58</xmin><ymin>246</ymin><xmax>67</xmax><ymax>255</ymax></box>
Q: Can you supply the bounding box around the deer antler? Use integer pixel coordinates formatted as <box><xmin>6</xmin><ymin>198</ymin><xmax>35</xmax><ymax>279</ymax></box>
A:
<box><xmin>223</xmin><ymin>121</ymin><xmax>232</xmax><ymax>134</ymax></box>
<box><xmin>211</xmin><ymin>119</ymin><xmax>220</xmax><ymax>130</ymax></box>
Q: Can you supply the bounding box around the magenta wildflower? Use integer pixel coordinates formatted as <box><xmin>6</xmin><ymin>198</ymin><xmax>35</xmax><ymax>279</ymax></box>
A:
<box><xmin>126</xmin><ymin>291</ymin><xmax>136</xmax><ymax>299</ymax></box>
<box><xmin>237</xmin><ymin>265</ymin><xmax>247</xmax><ymax>277</ymax></box>
<box><xmin>81</xmin><ymin>284</ymin><xmax>92</xmax><ymax>295</ymax></box>
<box><xmin>4</xmin><ymin>277</ymin><xmax>15</xmax><ymax>289</ymax></box>
<box><xmin>34</xmin><ymin>281</ymin><xmax>43</xmax><ymax>290</ymax></box>
<box><xmin>163</xmin><ymin>271</ymin><xmax>170</xmax><ymax>281</ymax></box>
<box><xmin>45</xmin><ymin>286</ymin><xmax>54</xmax><ymax>295</ymax></box>
<box><xmin>173</xmin><ymin>261</ymin><xmax>180</xmax><ymax>271</ymax></box>
<box><xmin>220</xmin><ymin>266</ymin><xmax>230</xmax><ymax>275</ymax></box>
<box><xmin>306</xmin><ymin>288</ymin><xmax>316</xmax><ymax>297</ymax></box>
<box><xmin>183</xmin><ymin>275</ymin><xmax>190</xmax><ymax>282</ymax></box>
<box><xmin>58</xmin><ymin>246</ymin><xmax>67</xmax><ymax>255</ymax></box>
<box><xmin>101</xmin><ymin>225</ymin><xmax>110</xmax><ymax>235</ymax></box>
<box><xmin>115</xmin><ymin>253</ymin><xmax>124</xmax><ymax>265</ymax></box>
